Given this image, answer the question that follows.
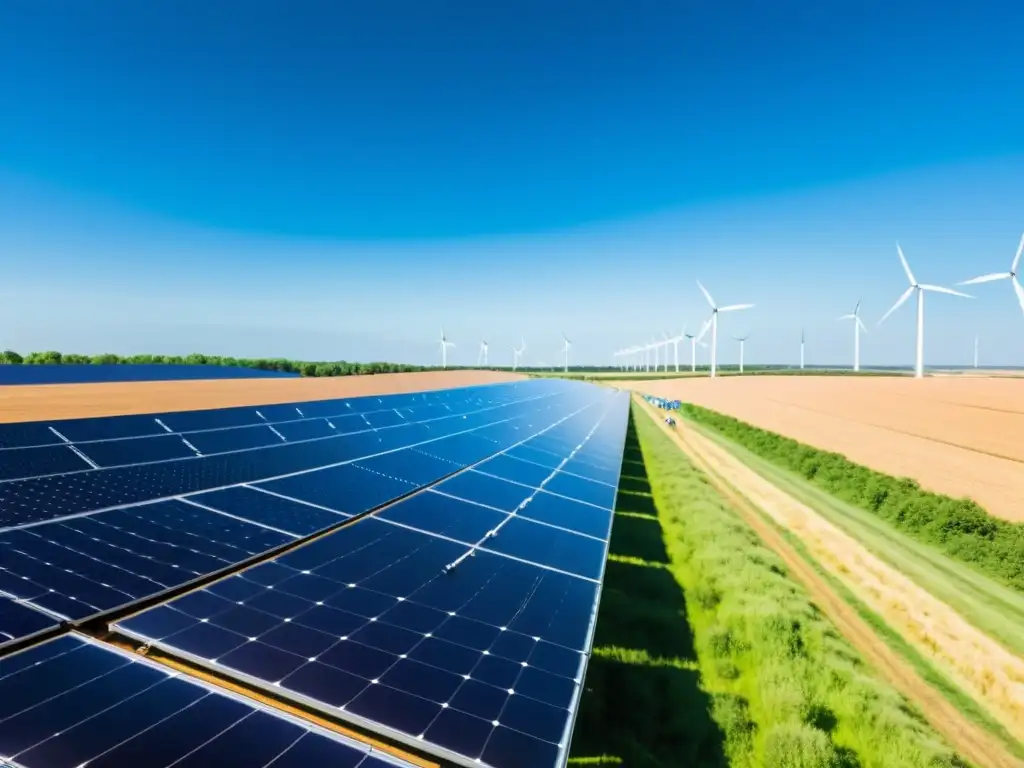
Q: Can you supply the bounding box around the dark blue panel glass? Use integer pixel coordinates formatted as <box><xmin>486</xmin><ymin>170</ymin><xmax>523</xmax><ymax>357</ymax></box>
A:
<box><xmin>362</xmin><ymin>409</ymin><xmax>408</xmax><ymax>430</ymax></box>
<box><xmin>185</xmin><ymin>425</ymin><xmax>281</xmax><ymax>455</ymax></box>
<box><xmin>117</xmin><ymin>516</ymin><xmax>590</xmax><ymax>767</ymax></box>
<box><xmin>0</xmin><ymin>595</ymin><xmax>57</xmax><ymax>645</ymax></box>
<box><xmin>377</xmin><ymin>491</ymin><xmax>508</xmax><ymax>543</ymax></box>
<box><xmin>542</xmin><ymin>472</ymin><xmax>617</xmax><ymax>510</ymax></box>
<box><xmin>0</xmin><ymin>422</ymin><xmax>61</xmax><ymax>449</ymax></box>
<box><xmin>258</xmin><ymin>464</ymin><xmax>416</xmax><ymax>516</ymax></box>
<box><xmin>53</xmin><ymin>414</ymin><xmax>166</xmax><ymax>442</ymax></box>
<box><xmin>476</xmin><ymin>454</ymin><xmax>554</xmax><ymax>488</ymax></box>
<box><xmin>517</xmin><ymin>491</ymin><xmax>612</xmax><ymax>540</ymax></box>
<box><xmin>189</xmin><ymin>485</ymin><xmax>349</xmax><ymax>535</ymax></box>
<box><xmin>287</xmin><ymin>398</ymin><xmax>346</xmax><ymax>419</ymax></box>
<box><xmin>274</xmin><ymin>418</ymin><xmax>335</xmax><ymax>441</ymax></box>
<box><xmin>0</xmin><ymin>444</ymin><xmax>90</xmax><ymax>480</ymax></box>
<box><xmin>520</xmin><ymin>434</ymin><xmax>577</xmax><ymax>460</ymax></box>
<box><xmin>413</xmin><ymin>433</ymin><xmax>497</xmax><ymax>467</ymax></box>
<box><xmin>355</xmin><ymin>449</ymin><xmax>458</xmax><ymax>487</ymax></box>
<box><xmin>434</xmin><ymin>470</ymin><xmax>535</xmax><ymax>513</ymax></box>
<box><xmin>326</xmin><ymin>413</ymin><xmax>368</xmax><ymax>434</ymax></box>
<box><xmin>82</xmin><ymin>435</ymin><xmax>195</xmax><ymax>467</ymax></box>
<box><xmin>559</xmin><ymin>456</ymin><xmax>620</xmax><ymax>485</ymax></box>
<box><xmin>0</xmin><ymin>635</ymin><xmax>379</xmax><ymax>768</ymax></box>
<box><xmin>156</xmin><ymin>406</ymin><xmax>264</xmax><ymax>433</ymax></box>
<box><xmin>0</xmin><ymin>499</ymin><xmax>292</xmax><ymax>620</ymax></box>
<box><xmin>481</xmin><ymin>517</ymin><xmax>605</xmax><ymax>580</ymax></box>
<box><xmin>505</xmin><ymin>444</ymin><xmax>563</xmax><ymax>471</ymax></box>
<box><xmin>252</xmin><ymin>402</ymin><xmax>307</xmax><ymax>422</ymax></box>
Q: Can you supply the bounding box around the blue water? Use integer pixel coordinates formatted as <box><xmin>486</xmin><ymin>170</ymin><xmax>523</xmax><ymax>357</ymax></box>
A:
<box><xmin>0</xmin><ymin>365</ymin><xmax>299</xmax><ymax>385</ymax></box>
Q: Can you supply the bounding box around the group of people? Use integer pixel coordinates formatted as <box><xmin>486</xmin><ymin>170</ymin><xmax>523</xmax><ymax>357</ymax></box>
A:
<box><xmin>641</xmin><ymin>393</ymin><xmax>680</xmax><ymax>428</ymax></box>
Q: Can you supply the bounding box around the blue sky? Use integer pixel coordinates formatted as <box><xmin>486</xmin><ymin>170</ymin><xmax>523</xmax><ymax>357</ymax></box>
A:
<box><xmin>2</xmin><ymin>1</ymin><xmax>1023</xmax><ymax>366</ymax></box>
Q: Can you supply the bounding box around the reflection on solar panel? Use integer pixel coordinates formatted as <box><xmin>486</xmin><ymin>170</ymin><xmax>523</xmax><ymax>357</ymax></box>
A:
<box><xmin>1</xmin><ymin>378</ymin><xmax>630</xmax><ymax>768</ymax></box>
<box><xmin>0</xmin><ymin>634</ymin><xmax>415</xmax><ymax>767</ymax></box>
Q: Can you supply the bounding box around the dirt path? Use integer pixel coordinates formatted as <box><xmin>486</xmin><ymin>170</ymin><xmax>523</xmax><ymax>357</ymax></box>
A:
<box><xmin>634</xmin><ymin>396</ymin><xmax>1023</xmax><ymax>768</ymax></box>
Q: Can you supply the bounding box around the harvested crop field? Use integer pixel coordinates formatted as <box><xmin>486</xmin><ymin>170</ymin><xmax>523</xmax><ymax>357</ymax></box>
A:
<box><xmin>0</xmin><ymin>370</ymin><xmax>525</xmax><ymax>422</ymax></box>
<box><xmin>615</xmin><ymin>376</ymin><xmax>1024</xmax><ymax>522</ymax></box>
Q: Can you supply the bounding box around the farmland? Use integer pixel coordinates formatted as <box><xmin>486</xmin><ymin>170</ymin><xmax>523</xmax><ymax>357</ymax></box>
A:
<box><xmin>616</xmin><ymin>376</ymin><xmax>1024</xmax><ymax>522</ymax></box>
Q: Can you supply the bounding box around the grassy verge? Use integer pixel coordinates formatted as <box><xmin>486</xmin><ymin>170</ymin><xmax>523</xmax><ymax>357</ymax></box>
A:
<box><xmin>681</xmin><ymin>403</ymin><xmax>1024</xmax><ymax>593</ymax></box>
<box><xmin>745</xmin><ymin>491</ymin><xmax>1024</xmax><ymax>761</ymax></box>
<box><xmin>688</xmin><ymin>419</ymin><xmax>1024</xmax><ymax>659</ymax></box>
<box><xmin>570</xmin><ymin>406</ymin><xmax>964</xmax><ymax>767</ymax></box>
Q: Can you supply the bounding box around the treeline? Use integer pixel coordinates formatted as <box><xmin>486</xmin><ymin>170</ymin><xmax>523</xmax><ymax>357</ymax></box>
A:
<box><xmin>681</xmin><ymin>402</ymin><xmax>1024</xmax><ymax>592</ymax></box>
<box><xmin>0</xmin><ymin>350</ymin><xmax>443</xmax><ymax>377</ymax></box>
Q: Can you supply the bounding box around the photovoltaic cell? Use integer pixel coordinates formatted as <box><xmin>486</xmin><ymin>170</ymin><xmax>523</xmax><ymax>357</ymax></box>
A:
<box><xmin>475</xmin><ymin>454</ymin><xmax>554</xmax><ymax>488</ymax></box>
<box><xmin>0</xmin><ymin>444</ymin><xmax>90</xmax><ymax>480</ymax></box>
<box><xmin>82</xmin><ymin>434</ymin><xmax>195</xmax><ymax>467</ymax></box>
<box><xmin>53</xmin><ymin>414</ymin><xmax>167</xmax><ymax>443</ymax></box>
<box><xmin>540</xmin><ymin>472</ymin><xmax>617</xmax><ymax>510</ymax></box>
<box><xmin>185</xmin><ymin>424</ymin><xmax>282</xmax><ymax>455</ymax></box>
<box><xmin>256</xmin><ymin>464</ymin><xmax>417</xmax><ymax>517</ymax></box>
<box><xmin>273</xmin><ymin>418</ymin><xmax>336</xmax><ymax>441</ymax></box>
<box><xmin>0</xmin><ymin>422</ymin><xmax>62</xmax><ymax>449</ymax></box>
<box><xmin>376</xmin><ymin>491</ymin><xmax>508</xmax><ymax>543</ymax></box>
<box><xmin>0</xmin><ymin>595</ymin><xmax>57</xmax><ymax>645</ymax></box>
<box><xmin>189</xmin><ymin>486</ymin><xmax>349</xmax><ymax>536</ymax></box>
<box><xmin>0</xmin><ymin>499</ymin><xmax>293</xmax><ymax>621</ymax></box>
<box><xmin>117</xmin><ymin>517</ymin><xmax>597</xmax><ymax>768</ymax></box>
<box><xmin>433</xmin><ymin>471</ymin><xmax>535</xmax><ymax>513</ymax></box>
<box><xmin>514</xmin><ymin>491</ymin><xmax>613</xmax><ymax>541</ymax></box>
<box><xmin>354</xmin><ymin>448</ymin><xmax>461</xmax><ymax>487</ymax></box>
<box><xmin>0</xmin><ymin>635</ymin><xmax>414</xmax><ymax>768</ymax></box>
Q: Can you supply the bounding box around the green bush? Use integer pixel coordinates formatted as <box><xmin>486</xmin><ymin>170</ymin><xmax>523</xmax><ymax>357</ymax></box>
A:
<box><xmin>682</xmin><ymin>403</ymin><xmax>1024</xmax><ymax>592</ymax></box>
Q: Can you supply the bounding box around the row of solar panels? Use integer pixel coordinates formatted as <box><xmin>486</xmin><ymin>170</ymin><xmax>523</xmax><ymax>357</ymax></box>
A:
<box><xmin>0</xmin><ymin>383</ymin><xmax>526</xmax><ymax>483</ymax></box>
<box><xmin>0</xmin><ymin>379</ymin><xmax>630</xmax><ymax>768</ymax></box>
<box><xmin>0</xmin><ymin>382</ymin><xmax>566</xmax><ymax>530</ymax></box>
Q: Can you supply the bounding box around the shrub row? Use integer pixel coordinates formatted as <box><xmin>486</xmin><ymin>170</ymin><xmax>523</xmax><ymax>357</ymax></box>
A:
<box><xmin>633</xmin><ymin>409</ymin><xmax>964</xmax><ymax>767</ymax></box>
<box><xmin>681</xmin><ymin>402</ymin><xmax>1024</xmax><ymax>592</ymax></box>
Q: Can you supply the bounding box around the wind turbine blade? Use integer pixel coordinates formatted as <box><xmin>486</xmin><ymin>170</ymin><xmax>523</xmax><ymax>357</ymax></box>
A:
<box><xmin>878</xmin><ymin>286</ymin><xmax>914</xmax><ymax>325</ymax></box>
<box><xmin>718</xmin><ymin>303</ymin><xmax>754</xmax><ymax>312</ymax></box>
<box><xmin>857</xmin><ymin>317</ymin><xmax>868</xmax><ymax>333</ymax></box>
<box><xmin>920</xmin><ymin>284</ymin><xmax>973</xmax><ymax>298</ymax></box>
<box><xmin>838</xmin><ymin>314</ymin><xmax>855</xmax><ymax>320</ymax></box>
<box><xmin>1013</xmin><ymin>232</ymin><xmax>1024</xmax><ymax>274</ymax></box>
<box><xmin>1013</xmin><ymin>276</ymin><xmax>1024</xmax><ymax>316</ymax></box>
<box><xmin>696</xmin><ymin>281</ymin><xmax>716</xmax><ymax>309</ymax></box>
<box><xmin>854</xmin><ymin>299</ymin><xmax>861</xmax><ymax>315</ymax></box>
<box><xmin>896</xmin><ymin>242</ymin><xmax>916</xmax><ymax>285</ymax></box>
<box><xmin>958</xmin><ymin>272</ymin><xmax>1011</xmax><ymax>285</ymax></box>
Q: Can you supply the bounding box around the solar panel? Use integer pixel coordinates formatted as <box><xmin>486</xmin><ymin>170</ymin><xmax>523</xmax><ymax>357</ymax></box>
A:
<box><xmin>0</xmin><ymin>634</ymin><xmax>417</xmax><ymax>768</ymax></box>
<box><xmin>115</xmin><ymin>388</ymin><xmax>630</xmax><ymax>768</ymax></box>
<box><xmin>189</xmin><ymin>486</ymin><xmax>349</xmax><ymax>536</ymax></box>
<box><xmin>81</xmin><ymin>433</ymin><xmax>197</xmax><ymax>466</ymax></box>
<box><xmin>0</xmin><ymin>444</ymin><xmax>91</xmax><ymax>481</ymax></box>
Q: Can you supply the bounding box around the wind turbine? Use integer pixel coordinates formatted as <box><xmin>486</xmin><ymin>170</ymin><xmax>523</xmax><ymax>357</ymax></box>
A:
<box><xmin>838</xmin><ymin>300</ymin><xmax>868</xmax><ymax>372</ymax></box>
<box><xmin>560</xmin><ymin>333</ymin><xmax>572</xmax><ymax>373</ymax></box>
<box><xmin>733</xmin><ymin>333</ymin><xmax>749</xmax><ymax>374</ymax></box>
<box><xmin>878</xmin><ymin>243</ymin><xmax>972</xmax><ymax>379</ymax></box>
<box><xmin>668</xmin><ymin>327</ymin><xmax>686</xmax><ymax>373</ymax></box>
<box><xmin>477</xmin><ymin>339</ymin><xmax>489</xmax><ymax>367</ymax></box>
<box><xmin>799</xmin><ymin>328</ymin><xmax>805</xmax><ymax>370</ymax></box>
<box><xmin>685</xmin><ymin>320</ymin><xmax>711</xmax><ymax>373</ymax></box>
<box><xmin>697</xmin><ymin>281</ymin><xmax>754</xmax><ymax>378</ymax></box>
<box><xmin>438</xmin><ymin>327</ymin><xmax>455</xmax><ymax>370</ymax></box>
<box><xmin>957</xmin><ymin>232</ymin><xmax>1024</xmax><ymax>317</ymax></box>
<box><xmin>512</xmin><ymin>336</ymin><xmax>526</xmax><ymax>371</ymax></box>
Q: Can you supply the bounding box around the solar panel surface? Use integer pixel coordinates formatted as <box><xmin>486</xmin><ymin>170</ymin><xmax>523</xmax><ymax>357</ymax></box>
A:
<box><xmin>0</xmin><ymin>634</ymin><xmax>414</xmax><ymax>767</ymax></box>
<box><xmin>0</xmin><ymin>378</ymin><xmax>630</xmax><ymax>768</ymax></box>
<box><xmin>116</xmin><ymin>388</ymin><xmax>629</xmax><ymax>768</ymax></box>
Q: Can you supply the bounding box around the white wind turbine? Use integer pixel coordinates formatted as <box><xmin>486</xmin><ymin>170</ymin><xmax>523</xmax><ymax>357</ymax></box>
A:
<box><xmin>878</xmin><ymin>243</ymin><xmax>972</xmax><ymax>379</ymax></box>
<box><xmin>684</xmin><ymin>320</ymin><xmax>711</xmax><ymax>373</ymax></box>
<box><xmin>838</xmin><ymin>299</ymin><xmax>868</xmax><ymax>372</ymax></box>
<box><xmin>560</xmin><ymin>333</ymin><xmax>572</xmax><ymax>373</ymax></box>
<box><xmin>477</xmin><ymin>339</ymin><xmax>489</xmax><ymax>367</ymax></box>
<box><xmin>697</xmin><ymin>281</ymin><xmax>754</xmax><ymax>378</ymax></box>
<box><xmin>957</xmin><ymin>232</ymin><xmax>1024</xmax><ymax>317</ymax></box>
<box><xmin>438</xmin><ymin>327</ymin><xmax>455</xmax><ymax>369</ymax></box>
<box><xmin>733</xmin><ymin>333</ymin><xmax>749</xmax><ymax>374</ymax></box>
<box><xmin>512</xmin><ymin>336</ymin><xmax>526</xmax><ymax>371</ymax></box>
<box><xmin>668</xmin><ymin>327</ymin><xmax>686</xmax><ymax>373</ymax></box>
<box><xmin>799</xmin><ymin>328</ymin><xmax>805</xmax><ymax>370</ymax></box>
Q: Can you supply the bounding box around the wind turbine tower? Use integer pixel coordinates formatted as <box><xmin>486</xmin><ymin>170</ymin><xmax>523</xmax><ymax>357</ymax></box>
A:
<box><xmin>838</xmin><ymin>300</ymin><xmax>868</xmax><ymax>372</ymax></box>
<box><xmin>734</xmin><ymin>334</ymin><xmax>749</xmax><ymax>374</ymax></box>
<box><xmin>697</xmin><ymin>281</ymin><xmax>754</xmax><ymax>378</ymax></box>
<box><xmin>512</xmin><ymin>336</ymin><xmax>526</xmax><ymax>371</ymax></box>
<box><xmin>800</xmin><ymin>329</ymin><xmax>805</xmax><ymax>370</ymax></box>
<box><xmin>560</xmin><ymin>333</ymin><xmax>572</xmax><ymax>373</ymax></box>
<box><xmin>438</xmin><ymin>327</ymin><xmax>455</xmax><ymax>370</ymax></box>
<box><xmin>477</xmin><ymin>339</ymin><xmax>489</xmax><ymax>367</ymax></box>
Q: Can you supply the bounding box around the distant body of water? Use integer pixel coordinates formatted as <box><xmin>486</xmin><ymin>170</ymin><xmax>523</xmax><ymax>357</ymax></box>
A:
<box><xmin>0</xmin><ymin>365</ymin><xmax>299</xmax><ymax>386</ymax></box>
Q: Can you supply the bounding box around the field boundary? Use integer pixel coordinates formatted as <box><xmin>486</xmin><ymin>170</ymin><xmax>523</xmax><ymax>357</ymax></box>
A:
<box><xmin>633</xmin><ymin>395</ymin><xmax>1021</xmax><ymax>768</ymax></box>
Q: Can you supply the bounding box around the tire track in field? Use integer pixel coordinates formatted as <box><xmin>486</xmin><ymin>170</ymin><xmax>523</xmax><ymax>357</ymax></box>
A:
<box><xmin>633</xmin><ymin>396</ymin><xmax>1023</xmax><ymax>768</ymax></box>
